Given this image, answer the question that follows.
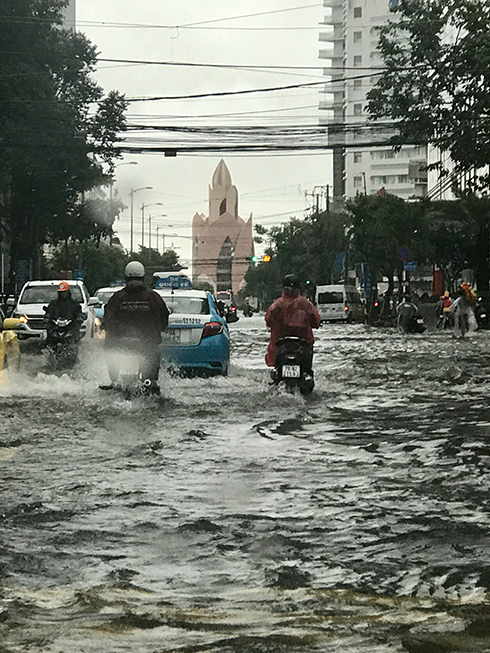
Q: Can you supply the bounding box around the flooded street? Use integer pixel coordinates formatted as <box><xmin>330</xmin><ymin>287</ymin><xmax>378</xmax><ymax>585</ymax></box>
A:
<box><xmin>3</xmin><ymin>316</ymin><xmax>490</xmax><ymax>652</ymax></box>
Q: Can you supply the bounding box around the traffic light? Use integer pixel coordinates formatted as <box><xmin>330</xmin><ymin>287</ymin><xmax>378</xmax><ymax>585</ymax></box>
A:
<box><xmin>262</xmin><ymin>254</ymin><xmax>271</xmax><ymax>263</ymax></box>
<box><xmin>250</xmin><ymin>255</ymin><xmax>258</xmax><ymax>263</ymax></box>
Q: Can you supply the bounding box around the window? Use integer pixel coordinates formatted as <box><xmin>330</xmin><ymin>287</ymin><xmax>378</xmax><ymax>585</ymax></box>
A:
<box><xmin>370</xmin><ymin>150</ymin><xmax>395</xmax><ymax>160</ymax></box>
<box><xmin>353</xmin><ymin>152</ymin><xmax>363</xmax><ymax>163</ymax></box>
<box><xmin>318</xmin><ymin>292</ymin><xmax>343</xmax><ymax>305</ymax></box>
<box><xmin>353</xmin><ymin>175</ymin><xmax>363</xmax><ymax>188</ymax></box>
<box><xmin>159</xmin><ymin>295</ymin><xmax>210</xmax><ymax>315</ymax></box>
<box><xmin>397</xmin><ymin>175</ymin><xmax>409</xmax><ymax>184</ymax></box>
<box><xmin>353</xmin><ymin>31</ymin><xmax>362</xmax><ymax>43</ymax></box>
<box><xmin>353</xmin><ymin>79</ymin><xmax>362</xmax><ymax>90</ymax></box>
<box><xmin>353</xmin><ymin>103</ymin><xmax>362</xmax><ymax>116</ymax></box>
<box><xmin>353</xmin><ymin>55</ymin><xmax>362</xmax><ymax>67</ymax></box>
<box><xmin>354</xmin><ymin>7</ymin><xmax>362</xmax><ymax>17</ymax></box>
<box><xmin>20</xmin><ymin>285</ymin><xmax>84</xmax><ymax>304</ymax></box>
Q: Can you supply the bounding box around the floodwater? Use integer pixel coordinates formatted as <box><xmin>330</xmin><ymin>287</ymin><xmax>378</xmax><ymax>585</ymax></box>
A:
<box><xmin>2</xmin><ymin>316</ymin><xmax>490</xmax><ymax>652</ymax></box>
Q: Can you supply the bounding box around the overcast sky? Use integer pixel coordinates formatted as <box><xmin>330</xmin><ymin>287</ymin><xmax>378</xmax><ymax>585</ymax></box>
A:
<box><xmin>76</xmin><ymin>1</ymin><xmax>331</xmax><ymax>266</ymax></box>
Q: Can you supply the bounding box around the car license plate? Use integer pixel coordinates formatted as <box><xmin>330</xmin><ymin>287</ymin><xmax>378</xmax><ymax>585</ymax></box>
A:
<box><xmin>282</xmin><ymin>365</ymin><xmax>300</xmax><ymax>378</ymax></box>
<box><xmin>164</xmin><ymin>330</ymin><xmax>181</xmax><ymax>344</ymax></box>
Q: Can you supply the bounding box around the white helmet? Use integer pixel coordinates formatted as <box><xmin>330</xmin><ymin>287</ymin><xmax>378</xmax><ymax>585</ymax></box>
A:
<box><xmin>125</xmin><ymin>261</ymin><xmax>145</xmax><ymax>279</ymax></box>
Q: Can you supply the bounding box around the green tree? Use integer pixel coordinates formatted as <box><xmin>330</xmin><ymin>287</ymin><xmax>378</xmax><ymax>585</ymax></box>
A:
<box><xmin>44</xmin><ymin>241</ymin><xmax>129</xmax><ymax>293</ymax></box>
<box><xmin>367</xmin><ymin>0</ymin><xmax>490</xmax><ymax>191</ymax></box>
<box><xmin>0</xmin><ymin>0</ymin><xmax>127</xmax><ymax>276</ymax></box>
<box><xmin>244</xmin><ymin>211</ymin><xmax>348</xmax><ymax>304</ymax></box>
<box><xmin>346</xmin><ymin>193</ymin><xmax>425</xmax><ymax>310</ymax></box>
<box><xmin>131</xmin><ymin>247</ymin><xmax>183</xmax><ymax>272</ymax></box>
<box><xmin>424</xmin><ymin>196</ymin><xmax>490</xmax><ymax>292</ymax></box>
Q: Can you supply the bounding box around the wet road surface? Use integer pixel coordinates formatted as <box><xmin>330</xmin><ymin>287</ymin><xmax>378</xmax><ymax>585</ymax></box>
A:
<box><xmin>2</xmin><ymin>316</ymin><xmax>490</xmax><ymax>652</ymax></box>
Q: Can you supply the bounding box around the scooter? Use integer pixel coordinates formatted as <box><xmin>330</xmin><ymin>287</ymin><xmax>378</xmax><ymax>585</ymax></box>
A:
<box><xmin>225</xmin><ymin>305</ymin><xmax>240</xmax><ymax>323</ymax></box>
<box><xmin>102</xmin><ymin>339</ymin><xmax>161</xmax><ymax>397</ymax></box>
<box><xmin>45</xmin><ymin>317</ymin><xmax>83</xmax><ymax>368</ymax></box>
<box><xmin>271</xmin><ymin>337</ymin><xmax>314</xmax><ymax>396</ymax></box>
<box><xmin>407</xmin><ymin>314</ymin><xmax>426</xmax><ymax>334</ymax></box>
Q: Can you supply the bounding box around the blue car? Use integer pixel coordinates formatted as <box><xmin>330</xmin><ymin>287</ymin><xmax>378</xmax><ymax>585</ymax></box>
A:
<box><xmin>156</xmin><ymin>289</ymin><xmax>230</xmax><ymax>375</ymax></box>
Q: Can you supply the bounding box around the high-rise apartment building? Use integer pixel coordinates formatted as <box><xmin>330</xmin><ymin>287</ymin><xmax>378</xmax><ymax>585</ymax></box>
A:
<box><xmin>63</xmin><ymin>0</ymin><xmax>76</xmax><ymax>29</ymax></box>
<box><xmin>319</xmin><ymin>0</ymin><xmax>428</xmax><ymax>206</ymax></box>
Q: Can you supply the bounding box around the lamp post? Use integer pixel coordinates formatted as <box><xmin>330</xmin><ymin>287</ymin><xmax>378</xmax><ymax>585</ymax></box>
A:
<box><xmin>141</xmin><ymin>202</ymin><xmax>163</xmax><ymax>249</ymax></box>
<box><xmin>110</xmin><ymin>161</ymin><xmax>138</xmax><ymax>203</ymax></box>
<box><xmin>148</xmin><ymin>214</ymin><xmax>167</xmax><ymax>253</ymax></box>
<box><xmin>129</xmin><ymin>186</ymin><xmax>152</xmax><ymax>253</ymax></box>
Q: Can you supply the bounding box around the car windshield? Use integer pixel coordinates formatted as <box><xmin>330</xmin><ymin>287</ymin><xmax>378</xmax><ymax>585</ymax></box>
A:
<box><xmin>96</xmin><ymin>290</ymin><xmax>117</xmax><ymax>305</ymax></box>
<box><xmin>161</xmin><ymin>295</ymin><xmax>209</xmax><ymax>315</ymax></box>
<box><xmin>318</xmin><ymin>291</ymin><xmax>343</xmax><ymax>304</ymax></box>
<box><xmin>20</xmin><ymin>285</ymin><xmax>83</xmax><ymax>304</ymax></box>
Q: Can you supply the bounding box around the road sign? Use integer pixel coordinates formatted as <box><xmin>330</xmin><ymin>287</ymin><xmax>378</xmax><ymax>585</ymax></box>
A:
<box><xmin>155</xmin><ymin>276</ymin><xmax>192</xmax><ymax>289</ymax></box>
<box><xmin>398</xmin><ymin>246</ymin><xmax>412</xmax><ymax>262</ymax></box>
<box><xmin>403</xmin><ymin>261</ymin><xmax>418</xmax><ymax>272</ymax></box>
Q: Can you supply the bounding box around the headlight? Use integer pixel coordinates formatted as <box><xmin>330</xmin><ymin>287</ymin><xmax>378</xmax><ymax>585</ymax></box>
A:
<box><xmin>94</xmin><ymin>317</ymin><xmax>101</xmax><ymax>327</ymax></box>
<box><xmin>19</xmin><ymin>315</ymin><xmax>28</xmax><ymax>323</ymax></box>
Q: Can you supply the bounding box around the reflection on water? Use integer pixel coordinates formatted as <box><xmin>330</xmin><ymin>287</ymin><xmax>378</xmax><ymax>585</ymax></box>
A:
<box><xmin>2</xmin><ymin>319</ymin><xmax>490</xmax><ymax>651</ymax></box>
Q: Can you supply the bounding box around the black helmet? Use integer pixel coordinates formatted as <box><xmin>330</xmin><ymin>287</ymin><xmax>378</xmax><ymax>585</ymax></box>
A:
<box><xmin>283</xmin><ymin>274</ymin><xmax>300</xmax><ymax>289</ymax></box>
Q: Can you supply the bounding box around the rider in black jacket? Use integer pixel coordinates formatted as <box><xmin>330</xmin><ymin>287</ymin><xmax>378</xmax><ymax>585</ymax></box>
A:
<box><xmin>45</xmin><ymin>281</ymin><xmax>84</xmax><ymax>345</ymax></box>
<box><xmin>102</xmin><ymin>261</ymin><xmax>169</xmax><ymax>393</ymax></box>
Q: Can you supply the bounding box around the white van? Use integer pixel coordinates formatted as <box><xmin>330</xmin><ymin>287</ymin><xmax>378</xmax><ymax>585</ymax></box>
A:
<box><xmin>315</xmin><ymin>284</ymin><xmax>362</xmax><ymax>322</ymax></box>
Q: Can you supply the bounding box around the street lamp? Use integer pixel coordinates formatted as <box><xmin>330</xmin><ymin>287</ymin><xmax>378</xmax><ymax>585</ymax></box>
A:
<box><xmin>148</xmin><ymin>214</ymin><xmax>167</xmax><ymax>253</ymax></box>
<box><xmin>129</xmin><ymin>186</ymin><xmax>152</xmax><ymax>253</ymax></box>
<box><xmin>141</xmin><ymin>202</ymin><xmax>163</xmax><ymax>249</ymax></box>
<box><xmin>109</xmin><ymin>161</ymin><xmax>138</xmax><ymax>202</ymax></box>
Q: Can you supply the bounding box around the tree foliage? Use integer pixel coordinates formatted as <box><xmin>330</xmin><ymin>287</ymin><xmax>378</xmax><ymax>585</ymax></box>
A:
<box><xmin>244</xmin><ymin>212</ymin><xmax>348</xmax><ymax>303</ymax></box>
<box><xmin>346</xmin><ymin>192</ymin><xmax>426</xmax><ymax>296</ymax></box>
<box><xmin>44</xmin><ymin>242</ymin><xmax>183</xmax><ymax>293</ymax></box>
<box><xmin>0</xmin><ymin>0</ymin><xmax>128</xmax><ymax>273</ymax></box>
<box><xmin>367</xmin><ymin>0</ymin><xmax>490</xmax><ymax>190</ymax></box>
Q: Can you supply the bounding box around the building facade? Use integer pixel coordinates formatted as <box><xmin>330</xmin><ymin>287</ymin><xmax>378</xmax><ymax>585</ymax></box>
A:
<box><xmin>192</xmin><ymin>161</ymin><xmax>254</xmax><ymax>296</ymax></box>
<box><xmin>63</xmin><ymin>0</ymin><xmax>76</xmax><ymax>29</ymax></box>
<box><xmin>319</xmin><ymin>0</ymin><xmax>428</xmax><ymax>205</ymax></box>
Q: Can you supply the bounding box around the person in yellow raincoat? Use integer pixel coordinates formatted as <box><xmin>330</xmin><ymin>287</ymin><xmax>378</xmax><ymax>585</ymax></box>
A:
<box><xmin>0</xmin><ymin>317</ymin><xmax>21</xmax><ymax>383</ymax></box>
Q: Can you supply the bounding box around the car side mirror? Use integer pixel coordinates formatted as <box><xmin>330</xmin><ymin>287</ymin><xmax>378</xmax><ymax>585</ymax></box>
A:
<box><xmin>6</xmin><ymin>297</ymin><xmax>15</xmax><ymax>307</ymax></box>
<box><xmin>88</xmin><ymin>297</ymin><xmax>101</xmax><ymax>307</ymax></box>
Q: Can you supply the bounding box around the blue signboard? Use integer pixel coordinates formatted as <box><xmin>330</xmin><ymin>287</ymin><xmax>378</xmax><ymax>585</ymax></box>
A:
<box><xmin>74</xmin><ymin>269</ymin><xmax>85</xmax><ymax>281</ymax></box>
<box><xmin>403</xmin><ymin>261</ymin><xmax>418</xmax><ymax>272</ymax></box>
<box><xmin>155</xmin><ymin>276</ymin><xmax>192</xmax><ymax>290</ymax></box>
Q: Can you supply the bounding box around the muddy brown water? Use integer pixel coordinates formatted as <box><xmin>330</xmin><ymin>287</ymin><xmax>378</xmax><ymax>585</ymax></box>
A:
<box><xmin>1</xmin><ymin>317</ymin><xmax>490</xmax><ymax>652</ymax></box>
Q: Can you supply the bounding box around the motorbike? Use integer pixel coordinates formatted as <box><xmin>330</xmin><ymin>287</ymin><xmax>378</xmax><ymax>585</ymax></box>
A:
<box><xmin>45</xmin><ymin>317</ymin><xmax>82</xmax><ymax>368</ymax></box>
<box><xmin>271</xmin><ymin>337</ymin><xmax>314</xmax><ymax>396</ymax></box>
<box><xmin>436</xmin><ymin>311</ymin><xmax>454</xmax><ymax>330</ymax></box>
<box><xmin>476</xmin><ymin>299</ymin><xmax>489</xmax><ymax>330</ymax></box>
<box><xmin>103</xmin><ymin>339</ymin><xmax>161</xmax><ymax>398</ymax></box>
<box><xmin>405</xmin><ymin>314</ymin><xmax>426</xmax><ymax>334</ymax></box>
<box><xmin>225</xmin><ymin>305</ymin><xmax>239</xmax><ymax>323</ymax></box>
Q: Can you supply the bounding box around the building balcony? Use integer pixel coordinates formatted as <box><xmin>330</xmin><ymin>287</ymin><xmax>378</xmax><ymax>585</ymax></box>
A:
<box><xmin>319</xmin><ymin>100</ymin><xmax>345</xmax><ymax>112</ymax></box>
<box><xmin>323</xmin><ymin>0</ymin><xmax>343</xmax><ymax>7</ymax></box>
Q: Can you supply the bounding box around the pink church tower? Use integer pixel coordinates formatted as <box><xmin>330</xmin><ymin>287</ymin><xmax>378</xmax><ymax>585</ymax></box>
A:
<box><xmin>192</xmin><ymin>160</ymin><xmax>254</xmax><ymax>296</ymax></box>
